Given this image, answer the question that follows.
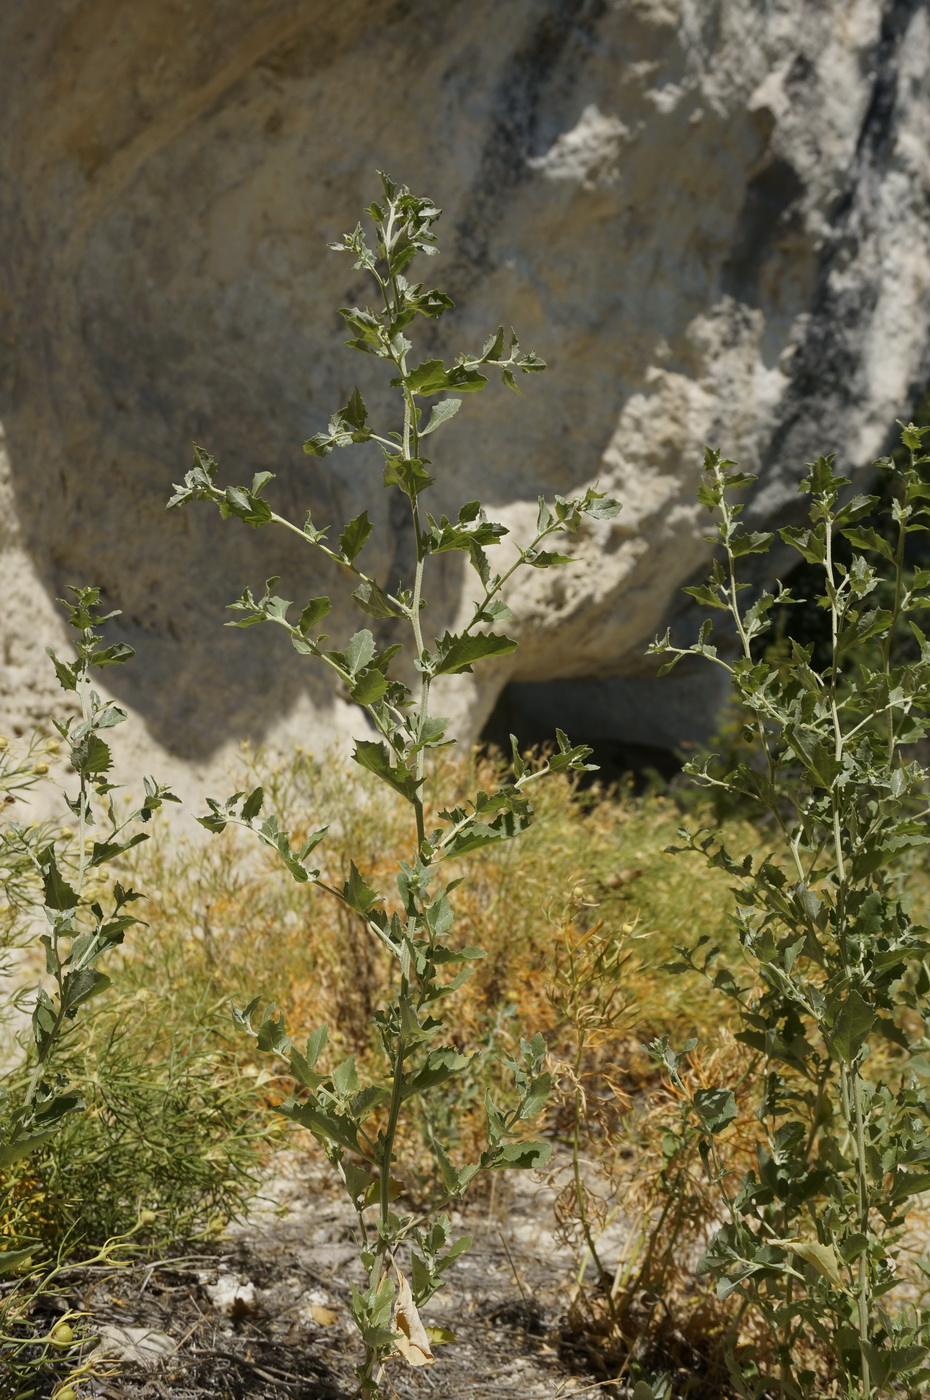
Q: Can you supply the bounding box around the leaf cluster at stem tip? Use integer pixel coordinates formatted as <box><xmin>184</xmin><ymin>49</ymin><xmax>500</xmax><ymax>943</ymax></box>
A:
<box><xmin>167</xmin><ymin>170</ymin><xmax>620</xmax><ymax>825</ymax></box>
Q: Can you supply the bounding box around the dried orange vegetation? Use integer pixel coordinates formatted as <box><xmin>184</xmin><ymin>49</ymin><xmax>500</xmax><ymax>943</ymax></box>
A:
<box><xmin>124</xmin><ymin>749</ymin><xmax>749</xmax><ymax>1056</ymax></box>
<box><xmin>111</xmin><ymin>747</ymin><xmax>760</xmax><ymax>1184</ymax></box>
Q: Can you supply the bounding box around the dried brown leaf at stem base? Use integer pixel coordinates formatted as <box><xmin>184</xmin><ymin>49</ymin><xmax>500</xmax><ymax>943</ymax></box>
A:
<box><xmin>391</xmin><ymin>1266</ymin><xmax>434</xmax><ymax>1367</ymax></box>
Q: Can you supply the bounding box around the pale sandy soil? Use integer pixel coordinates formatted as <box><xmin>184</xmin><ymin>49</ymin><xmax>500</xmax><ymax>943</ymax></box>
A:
<box><xmin>18</xmin><ymin>1150</ymin><xmax>627</xmax><ymax>1400</ymax></box>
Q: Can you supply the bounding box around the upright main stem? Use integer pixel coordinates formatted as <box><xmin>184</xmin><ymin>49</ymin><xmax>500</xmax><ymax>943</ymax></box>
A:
<box><xmin>365</xmin><ymin>269</ymin><xmax>426</xmax><ymax>1349</ymax></box>
<box><xmin>825</xmin><ymin>508</ymin><xmax>871</xmax><ymax>1399</ymax></box>
<box><xmin>378</xmin><ymin>1011</ymin><xmax>408</xmax><ymax>1253</ymax></box>
<box><xmin>880</xmin><ymin>451</ymin><xmax>909</xmax><ymax>768</ymax></box>
<box><xmin>723</xmin><ymin>484</ymin><xmax>806</xmax><ymax>884</ymax></box>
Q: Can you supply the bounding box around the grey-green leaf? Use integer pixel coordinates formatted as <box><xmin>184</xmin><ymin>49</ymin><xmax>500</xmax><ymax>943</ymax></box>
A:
<box><xmin>344</xmin><ymin>630</ymin><xmax>376</xmax><ymax>676</ymax></box>
<box><xmin>433</xmin><ymin>631</ymin><xmax>518</xmax><ymax>676</ymax></box>
<box><xmin>298</xmin><ymin>597</ymin><xmax>331</xmax><ymax>633</ymax></box>
<box><xmin>350</xmin><ymin>669</ymin><xmax>388</xmax><ymax>705</ymax></box>
<box><xmin>420</xmin><ymin>399</ymin><xmax>462</xmax><ymax>436</ymax></box>
<box><xmin>339</xmin><ymin>512</ymin><xmax>373</xmax><ymax>563</ymax></box>
<box><xmin>353</xmin><ymin>740</ymin><xmax>422</xmax><ymax>801</ymax></box>
<box><xmin>490</xmin><ymin>1140</ymin><xmax>552</xmax><ymax>1170</ymax></box>
<box><xmin>693</xmin><ymin>1087</ymin><xmax>738</xmax><ymax>1135</ymax></box>
<box><xmin>39</xmin><ymin>848</ymin><xmax>78</xmax><ymax>911</ymax></box>
<box><xmin>828</xmin><ymin>990</ymin><xmax>875</xmax><ymax>1064</ymax></box>
<box><xmin>352</xmin><ymin>581</ymin><xmax>400</xmax><ymax>619</ymax></box>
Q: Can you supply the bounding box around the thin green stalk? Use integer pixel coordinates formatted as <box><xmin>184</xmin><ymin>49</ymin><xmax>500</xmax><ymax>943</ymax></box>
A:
<box><xmin>880</xmin><ymin>450</ymin><xmax>909</xmax><ymax>768</ymax></box>
<box><xmin>825</xmin><ymin>505</ymin><xmax>872</xmax><ymax>1398</ymax></box>
<box><xmin>571</xmin><ymin>1094</ymin><xmax>612</xmax><ymax>1294</ymax></box>
<box><xmin>568</xmin><ymin>1039</ymin><xmax>613</xmax><ymax>1303</ymax></box>
<box><xmin>823</xmin><ymin>503</ymin><xmax>848</xmax><ymax>885</ymax></box>
<box><xmin>405</xmin><ymin>502</ymin><xmax>430</xmax><ymax>849</ymax></box>
<box><xmin>378</xmin><ymin>1011</ymin><xmax>409</xmax><ymax>1262</ymax></box>
<box><xmin>268</xmin><ymin>510</ymin><xmax>407</xmax><ymax>616</ymax></box>
<box><xmin>849</xmin><ymin>1063</ymin><xmax>872</xmax><ymax>1399</ymax></box>
<box><xmin>721</xmin><ymin>483</ymin><xmax>806</xmax><ymax>882</ymax></box>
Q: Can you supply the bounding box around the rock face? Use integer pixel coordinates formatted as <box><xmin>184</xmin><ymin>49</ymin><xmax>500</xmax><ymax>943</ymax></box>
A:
<box><xmin>1</xmin><ymin>0</ymin><xmax>929</xmax><ymax>783</ymax></box>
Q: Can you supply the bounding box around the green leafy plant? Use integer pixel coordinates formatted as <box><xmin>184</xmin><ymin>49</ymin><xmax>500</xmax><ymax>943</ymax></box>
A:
<box><xmin>5</xmin><ymin>999</ymin><xmax>270</xmax><ymax>1251</ymax></box>
<box><xmin>0</xmin><ymin>590</ymin><xmax>183</xmax><ymax>1397</ymax></box>
<box><xmin>168</xmin><ymin>171</ymin><xmax>620</xmax><ymax>1396</ymax></box>
<box><xmin>649</xmin><ymin>429</ymin><xmax>930</xmax><ymax>1398</ymax></box>
<box><xmin>1</xmin><ymin>590</ymin><xmax>178</xmax><ymax>1255</ymax></box>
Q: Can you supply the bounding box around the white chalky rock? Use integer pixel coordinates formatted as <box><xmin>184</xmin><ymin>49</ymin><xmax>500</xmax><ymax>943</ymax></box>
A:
<box><xmin>95</xmin><ymin>1324</ymin><xmax>174</xmax><ymax>1367</ymax></box>
<box><xmin>0</xmin><ymin>1</ymin><xmax>928</xmax><ymax>777</ymax></box>
<box><xmin>203</xmin><ymin>1273</ymin><xmax>256</xmax><ymax>1316</ymax></box>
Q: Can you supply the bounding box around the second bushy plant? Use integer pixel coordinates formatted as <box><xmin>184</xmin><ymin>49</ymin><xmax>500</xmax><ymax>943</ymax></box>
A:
<box><xmin>651</xmin><ymin>429</ymin><xmax>930</xmax><ymax>1399</ymax></box>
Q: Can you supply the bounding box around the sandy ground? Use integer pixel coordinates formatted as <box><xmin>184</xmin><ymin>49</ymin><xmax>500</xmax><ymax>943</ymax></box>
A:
<box><xmin>17</xmin><ymin>1151</ymin><xmax>627</xmax><ymax>1400</ymax></box>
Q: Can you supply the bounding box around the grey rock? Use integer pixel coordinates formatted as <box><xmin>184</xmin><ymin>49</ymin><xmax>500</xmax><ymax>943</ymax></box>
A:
<box><xmin>1</xmin><ymin>0</ymin><xmax>928</xmax><ymax>778</ymax></box>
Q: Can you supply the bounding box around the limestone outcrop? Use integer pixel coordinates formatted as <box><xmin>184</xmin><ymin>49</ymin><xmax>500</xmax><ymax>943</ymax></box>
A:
<box><xmin>1</xmin><ymin>0</ymin><xmax>929</xmax><ymax>785</ymax></box>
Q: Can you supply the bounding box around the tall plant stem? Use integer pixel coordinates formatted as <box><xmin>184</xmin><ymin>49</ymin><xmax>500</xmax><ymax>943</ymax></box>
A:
<box><xmin>880</xmin><ymin>447</ymin><xmax>909</xmax><ymax>767</ymax></box>
<box><xmin>825</xmin><ymin>511</ymin><xmax>871</xmax><ymax>1399</ymax></box>
<box><xmin>852</xmin><ymin>1066</ymin><xmax>872</xmax><ymax>1397</ymax></box>
<box><xmin>398</xmin><ymin>361</ymin><xmax>430</xmax><ymax>848</ymax></box>
<box><xmin>723</xmin><ymin>483</ymin><xmax>806</xmax><ymax>884</ymax></box>
<box><xmin>378</xmin><ymin>1009</ymin><xmax>409</xmax><ymax>1261</ymax></box>
<box><xmin>569</xmin><ymin>1043</ymin><xmax>613</xmax><ymax>1303</ymax></box>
